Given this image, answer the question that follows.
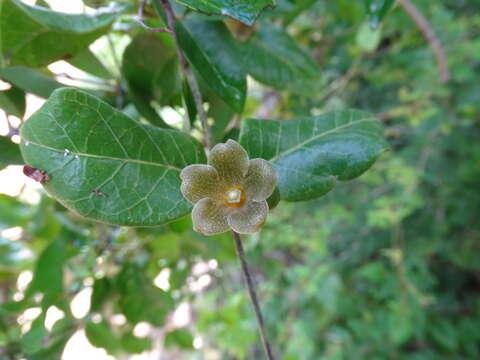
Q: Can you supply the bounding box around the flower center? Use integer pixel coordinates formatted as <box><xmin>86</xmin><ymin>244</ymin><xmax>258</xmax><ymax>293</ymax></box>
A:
<box><xmin>223</xmin><ymin>186</ymin><xmax>247</xmax><ymax>208</ymax></box>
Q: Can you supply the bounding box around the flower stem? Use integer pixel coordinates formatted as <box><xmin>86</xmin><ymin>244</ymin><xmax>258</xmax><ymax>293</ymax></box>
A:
<box><xmin>156</xmin><ymin>0</ymin><xmax>214</xmax><ymax>149</ymax></box>
<box><xmin>231</xmin><ymin>231</ymin><xmax>276</xmax><ymax>360</ymax></box>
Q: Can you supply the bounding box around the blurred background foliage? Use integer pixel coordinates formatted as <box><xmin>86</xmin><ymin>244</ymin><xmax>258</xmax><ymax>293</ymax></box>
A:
<box><xmin>1</xmin><ymin>0</ymin><xmax>480</xmax><ymax>359</ymax></box>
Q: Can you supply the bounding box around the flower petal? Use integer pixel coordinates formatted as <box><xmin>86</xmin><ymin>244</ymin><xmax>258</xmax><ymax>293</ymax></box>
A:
<box><xmin>208</xmin><ymin>139</ymin><xmax>249</xmax><ymax>186</ymax></box>
<box><xmin>180</xmin><ymin>165</ymin><xmax>222</xmax><ymax>204</ymax></box>
<box><xmin>227</xmin><ymin>200</ymin><xmax>268</xmax><ymax>234</ymax></box>
<box><xmin>192</xmin><ymin>198</ymin><xmax>229</xmax><ymax>235</ymax></box>
<box><xmin>244</xmin><ymin>159</ymin><xmax>277</xmax><ymax>201</ymax></box>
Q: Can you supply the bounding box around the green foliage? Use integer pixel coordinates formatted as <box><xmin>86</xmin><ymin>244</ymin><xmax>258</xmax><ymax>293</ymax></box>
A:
<box><xmin>0</xmin><ymin>66</ymin><xmax>63</xmax><ymax>98</ymax></box>
<box><xmin>176</xmin><ymin>16</ymin><xmax>247</xmax><ymax>112</ymax></box>
<box><xmin>122</xmin><ymin>33</ymin><xmax>180</xmax><ymax>127</ymax></box>
<box><xmin>0</xmin><ymin>86</ymin><xmax>25</xmax><ymax>118</ymax></box>
<box><xmin>174</xmin><ymin>0</ymin><xmax>276</xmax><ymax>25</ymax></box>
<box><xmin>240</xmin><ymin>110</ymin><xmax>388</xmax><ymax>201</ymax></box>
<box><xmin>0</xmin><ymin>136</ymin><xmax>22</xmax><ymax>169</ymax></box>
<box><xmin>0</xmin><ymin>0</ymin><xmax>129</xmax><ymax>67</ymax></box>
<box><xmin>20</xmin><ymin>88</ymin><xmax>205</xmax><ymax>226</ymax></box>
<box><xmin>0</xmin><ymin>0</ymin><xmax>479</xmax><ymax>359</ymax></box>
<box><xmin>243</xmin><ymin>22</ymin><xmax>321</xmax><ymax>95</ymax></box>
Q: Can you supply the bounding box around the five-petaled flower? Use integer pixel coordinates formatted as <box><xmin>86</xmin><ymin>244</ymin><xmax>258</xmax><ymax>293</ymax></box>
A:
<box><xmin>180</xmin><ymin>140</ymin><xmax>277</xmax><ymax>235</ymax></box>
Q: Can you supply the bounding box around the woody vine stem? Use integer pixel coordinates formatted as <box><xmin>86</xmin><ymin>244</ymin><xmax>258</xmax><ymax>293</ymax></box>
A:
<box><xmin>144</xmin><ymin>1</ymin><xmax>276</xmax><ymax>358</ymax></box>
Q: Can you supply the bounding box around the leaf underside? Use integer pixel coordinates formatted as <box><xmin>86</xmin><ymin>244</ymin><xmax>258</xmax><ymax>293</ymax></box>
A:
<box><xmin>239</xmin><ymin>110</ymin><xmax>389</xmax><ymax>201</ymax></box>
<box><xmin>20</xmin><ymin>88</ymin><xmax>206</xmax><ymax>227</ymax></box>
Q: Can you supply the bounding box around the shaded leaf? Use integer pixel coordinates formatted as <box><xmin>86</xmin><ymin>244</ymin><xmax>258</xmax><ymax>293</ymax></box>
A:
<box><xmin>21</xmin><ymin>313</ymin><xmax>47</xmax><ymax>354</ymax></box>
<box><xmin>239</xmin><ymin>110</ymin><xmax>389</xmax><ymax>201</ymax></box>
<box><xmin>364</xmin><ymin>0</ymin><xmax>394</xmax><ymax>28</ymax></box>
<box><xmin>68</xmin><ymin>48</ymin><xmax>113</xmax><ymax>80</ymax></box>
<box><xmin>0</xmin><ymin>136</ymin><xmax>23</xmax><ymax>169</ymax></box>
<box><xmin>174</xmin><ymin>0</ymin><xmax>276</xmax><ymax>25</ymax></box>
<box><xmin>20</xmin><ymin>88</ymin><xmax>206</xmax><ymax>226</ymax></box>
<box><xmin>26</xmin><ymin>234</ymin><xmax>66</xmax><ymax>301</ymax></box>
<box><xmin>85</xmin><ymin>321</ymin><xmax>121</xmax><ymax>355</ymax></box>
<box><xmin>164</xmin><ymin>329</ymin><xmax>194</xmax><ymax>349</ymax></box>
<box><xmin>177</xmin><ymin>17</ymin><xmax>246</xmax><ymax>112</ymax></box>
<box><xmin>243</xmin><ymin>22</ymin><xmax>320</xmax><ymax>95</ymax></box>
<box><xmin>121</xmin><ymin>333</ymin><xmax>152</xmax><ymax>354</ymax></box>
<box><xmin>0</xmin><ymin>66</ymin><xmax>62</xmax><ymax>98</ymax></box>
<box><xmin>116</xmin><ymin>265</ymin><xmax>174</xmax><ymax>326</ymax></box>
<box><xmin>0</xmin><ymin>0</ymin><xmax>129</xmax><ymax>67</ymax></box>
<box><xmin>0</xmin><ymin>86</ymin><xmax>25</xmax><ymax>118</ymax></box>
<box><xmin>122</xmin><ymin>33</ymin><xmax>181</xmax><ymax>128</ymax></box>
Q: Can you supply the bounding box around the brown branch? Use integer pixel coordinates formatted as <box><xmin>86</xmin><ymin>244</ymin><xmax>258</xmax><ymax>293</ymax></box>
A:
<box><xmin>232</xmin><ymin>231</ymin><xmax>276</xmax><ymax>360</ymax></box>
<box><xmin>138</xmin><ymin>0</ymin><xmax>171</xmax><ymax>33</ymax></box>
<box><xmin>397</xmin><ymin>0</ymin><xmax>450</xmax><ymax>83</ymax></box>
<box><xmin>155</xmin><ymin>0</ymin><xmax>213</xmax><ymax>149</ymax></box>
<box><xmin>253</xmin><ymin>90</ymin><xmax>281</xmax><ymax>119</ymax></box>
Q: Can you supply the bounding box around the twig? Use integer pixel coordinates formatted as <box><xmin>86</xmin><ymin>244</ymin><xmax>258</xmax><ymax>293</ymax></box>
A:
<box><xmin>253</xmin><ymin>90</ymin><xmax>281</xmax><ymax>119</ymax></box>
<box><xmin>106</xmin><ymin>34</ymin><xmax>121</xmax><ymax>75</ymax></box>
<box><xmin>318</xmin><ymin>57</ymin><xmax>361</xmax><ymax>104</ymax></box>
<box><xmin>137</xmin><ymin>0</ymin><xmax>171</xmax><ymax>33</ymax></box>
<box><xmin>232</xmin><ymin>231</ymin><xmax>276</xmax><ymax>360</ymax></box>
<box><xmin>156</xmin><ymin>0</ymin><xmax>213</xmax><ymax>149</ymax></box>
<box><xmin>397</xmin><ymin>0</ymin><xmax>450</xmax><ymax>83</ymax></box>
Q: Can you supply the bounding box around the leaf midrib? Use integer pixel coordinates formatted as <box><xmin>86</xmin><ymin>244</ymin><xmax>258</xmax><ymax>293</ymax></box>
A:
<box><xmin>22</xmin><ymin>138</ymin><xmax>182</xmax><ymax>172</ymax></box>
<box><xmin>269</xmin><ymin>117</ymin><xmax>378</xmax><ymax>162</ymax></box>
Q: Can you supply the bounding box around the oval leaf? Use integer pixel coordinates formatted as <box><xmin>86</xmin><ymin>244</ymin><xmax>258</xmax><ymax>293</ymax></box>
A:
<box><xmin>122</xmin><ymin>33</ymin><xmax>180</xmax><ymax>128</ymax></box>
<box><xmin>20</xmin><ymin>88</ymin><xmax>206</xmax><ymax>226</ymax></box>
<box><xmin>177</xmin><ymin>17</ymin><xmax>246</xmax><ymax>112</ymax></box>
<box><xmin>174</xmin><ymin>0</ymin><xmax>276</xmax><ymax>26</ymax></box>
<box><xmin>0</xmin><ymin>0</ymin><xmax>129</xmax><ymax>67</ymax></box>
<box><xmin>0</xmin><ymin>66</ymin><xmax>63</xmax><ymax>98</ymax></box>
<box><xmin>243</xmin><ymin>22</ymin><xmax>320</xmax><ymax>95</ymax></box>
<box><xmin>239</xmin><ymin>110</ymin><xmax>389</xmax><ymax>201</ymax></box>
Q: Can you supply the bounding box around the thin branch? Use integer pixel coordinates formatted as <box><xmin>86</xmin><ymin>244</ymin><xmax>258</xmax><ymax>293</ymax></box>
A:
<box><xmin>137</xmin><ymin>0</ymin><xmax>171</xmax><ymax>33</ymax></box>
<box><xmin>106</xmin><ymin>34</ymin><xmax>121</xmax><ymax>75</ymax></box>
<box><xmin>253</xmin><ymin>90</ymin><xmax>282</xmax><ymax>119</ymax></box>
<box><xmin>157</xmin><ymin>0</ymin><xmax>213</xmax><ymax>149</ymax></box>
<box><xmin>397</xmin><ymin>0</ymin><xmax>450</xmax><ymax>83</ymax></box>
<box><xmin>232</xmin><ymin>231</ymin><xmax>276</xmax><ymax>360</ymax></box>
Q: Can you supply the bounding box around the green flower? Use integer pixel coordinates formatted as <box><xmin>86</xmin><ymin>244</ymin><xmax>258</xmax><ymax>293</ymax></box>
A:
<box><xmin>180</xmin><ymin>140</ymin><xmax>277</xmax><ymax>235</ymax></box>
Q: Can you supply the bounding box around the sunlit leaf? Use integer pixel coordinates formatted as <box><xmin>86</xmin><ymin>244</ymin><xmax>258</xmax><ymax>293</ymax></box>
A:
<box><xmin>239</xmin><ymin>110</ymin><xmax>389</xmax><ymax>201</ymax></box>
<box><xmin>20</xmin><ymin>88</ymin><xmax>206</xmax><ymax>226</ymax></box>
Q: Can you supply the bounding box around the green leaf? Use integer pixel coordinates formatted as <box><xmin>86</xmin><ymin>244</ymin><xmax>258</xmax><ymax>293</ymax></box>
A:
<box><xmin>121</xmin><ymin>333</ymin><xmax>152</xmax><ymax>354</ymax></box>
<box><xmin>20</xmin><ymin>88</ymin><xmax>206</xmax><ymax>226</ymax></box>
<box><xmin>116</xmin><ymin>265</ymin><xmax>174</xmax><ymax>326</ymax></box>
<box><xmin>208</xmin><ymin>94</ymin><xmax>235</xmax><ymax>142</ymax></box>
<box><xmin>0</xmin><ymin>66</ymin><xmax>62</xmax><ymax>98</ymax></box>
<box><xmin>164</xmin><ymin>329</ymin><xmax>194</xmax><ymax>349</ymax></box>
<box><xmin>243</xmin><ymin>22</ymin><xmax>320</xmax><ymax>96</ymax></box>
<box><xmin>177</xmin><ymin>17</ymin><xmax>246</xmax><ymax>112</ymax></box>
<box><xmin>0</xmin><ymin>86</ymin><xmax>25</xmax><ymax>118</ymax></box>
<box><xmin>122</xmin><ymin>33</ymin><xmax>181</xmax><ymax>128</ymax></box>
<box><xmin>26</xmin><ymin>234</ymin><xmax>66</xmax><ymax>301</ymax></box>
<box><xmin>356</xmin><ymin>22</ymin><xmax>382</xmax><ymax>52</ymax></box>
<box><xmin>174</xmin><ymin>0</ymin><xmax>276</xmax><ymax>25</ymax></box>
<box><xmin>85</xmin><ymin>321</ymin><xmax>121</xmax><ymax>355</ymax></box>
<box><xmin>0</xmin><ymin>0</ymin><xmax>129</xmax><ymax>67</ymax></box>
<box><xmin>364</xmin><ymin>0</ymin><xmax>394</xmax><ymax>28</ymax></box>
<box><xmin>68</xmin><ymin>48</ymin><xmax>113</xmax><ymax>80</ymax></box>
<box><xmin>239</xmin><ymin>110</ymin><xmax>389</xmax><ymax>201</ymax></box>
<box><xmin>0</xmin><ymin>136</ymin><xmax>23</xmax><ymax>169</ymax></box>
<box><xmin>21</xmin><ymin>313</ymin><xmax>48</xmax><ymax>354</ymax></box>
